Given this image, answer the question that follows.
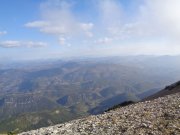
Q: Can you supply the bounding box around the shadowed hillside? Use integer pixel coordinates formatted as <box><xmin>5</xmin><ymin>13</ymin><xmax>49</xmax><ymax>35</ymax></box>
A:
<box><xmin>19</xmin><ymin>81</ymin><xmax>180</xmax><ymax>135</ymax></box>
<box><xmin>143</xmin><ymin>81</ymin><xmax>180</xmax><ymax>101</ymax></box>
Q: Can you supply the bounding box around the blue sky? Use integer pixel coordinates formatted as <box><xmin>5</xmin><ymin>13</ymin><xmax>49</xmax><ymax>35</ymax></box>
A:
<box><xmin>0</xmin><ymin>0</ymin><xmax>180</xmax><ymax>60</ymax></box>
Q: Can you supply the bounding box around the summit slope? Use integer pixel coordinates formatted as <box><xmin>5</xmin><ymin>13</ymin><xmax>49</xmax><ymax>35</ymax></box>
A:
<box><xmin>19</xmin><ymin>92</ymin><xmax>180</xmax><ymax>135</ymax></box>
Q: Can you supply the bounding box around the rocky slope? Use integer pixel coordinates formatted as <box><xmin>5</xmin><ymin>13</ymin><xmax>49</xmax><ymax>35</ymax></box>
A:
<box><xmin>19</xmin><ymin>91</ymin><xmax>180</xmax><ymax>135</ymax></box>
<box><xmin>143</xmin><ymin>81</ymin><xmax>180</xmax><ymax>101</ymax></box>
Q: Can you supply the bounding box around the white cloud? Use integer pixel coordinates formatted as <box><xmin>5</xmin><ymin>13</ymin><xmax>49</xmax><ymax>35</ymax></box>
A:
<box><xmin>58</xmin><ymin>37</ymin><xmax>71</xmax><ymax>46</ymax></box>
<box><xmin>115</xmin><ymin>42</ymin><xmax>180</xmax><ymax>56</ymax></box>
<box><xmin>25</xmin><ymin>41</ymin><xmax>47</xmax><ymax>48</ymax></box>
<box><xmin>24</xmin><ymin>0</ymin><xmax>180</xmax><ymax>55</ymax></box>
<box><xmin>103</xmin><ymin>0</ymin><xmax>180</xmax><ymax>41</ymax></box>
<box><xmin>98</xmin><ymin>0</ymin><xmax>122</xmax><ymax>27</ymax></box>
<box><xmin>95</xmin><ymin>37</ymin><xmax>112</xmax><ymax>44</ymax></box>
<box><xmin>95</xmin><ymin>0</ymin><xmax>180</xmax><ymax>43</ymax></box>
<box><xmin>0</xmin><ymin>41</ymin><xmax>21</xmax><ymax>48</ymax></box>
<box><xmin>58</xmin><ymin>37</ymin><xmax>65</xmax><ymax>45</ymax></box>
<box><xmin>58</xmin><ymin>37</ymin><xmax>66</xmax><ymax>45</ymax></box>
<box><xmin>80</xmin><ymin>23</ymin><xmax>94</xmax><ymax>31</ymax></box>
<box><xmin>25</xmin><ymin>21</ymin><xmax>49</xmax><ymax>28</ymax></box>
<box><xmin>80</xmin><ymin>23</ymin><xmax>94</xmax><ymax>37</ymax></box>
<box><xmin>25</xmin><ymin>0</ymin><xmax>94</xmax><ymax>45</ymax></box>
<box><xmin>0</xmin><ymin>40</ymin><xmax>47</xmax><ymax>48</ymax></box>
<box><xmin>0</xmin><ymin>31</ymin><xmax>7</xmax><ymax>36</ymax></box>
<box><xmin>141</xmin><ymin>0</ymin><xmax>180</xmax><ymax>39</ymax></box>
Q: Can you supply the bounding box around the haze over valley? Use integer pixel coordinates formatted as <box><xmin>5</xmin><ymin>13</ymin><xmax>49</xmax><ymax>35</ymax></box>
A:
<box><xmin>0</xmin><ymin>56</ymin><xmax>180</xmax><ymax>133</ymax></box>
<box><xmin>0</xmin><ymin>0</ymin><xmax>180</xmax><ymax>134</ymax></box>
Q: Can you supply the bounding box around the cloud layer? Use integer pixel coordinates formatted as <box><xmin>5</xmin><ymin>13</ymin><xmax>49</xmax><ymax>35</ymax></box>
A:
<box><xmin>25</xmin><ymin>0</ymin><xmax>180</xmax><ymax>48</ymax></box>
<box><xmin>25</xmin><ymin>0</ymin><xmax>94</xmax><ymax>45</ymax></box>
<box><xmin>0</xmin><ymin>40</ymin><xmax>47</xmax><ymax>48</ymax></box>
<box><xmin>0</xmin><ymin>0</ymin><xmax>178</xmax><ymax>58</ymax></box>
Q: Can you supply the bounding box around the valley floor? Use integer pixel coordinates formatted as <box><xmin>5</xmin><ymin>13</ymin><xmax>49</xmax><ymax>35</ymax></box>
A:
<box><xmin>19</xmin><ymin>92</ymin><xmax>180</xmax><ymax>135</ymax></box>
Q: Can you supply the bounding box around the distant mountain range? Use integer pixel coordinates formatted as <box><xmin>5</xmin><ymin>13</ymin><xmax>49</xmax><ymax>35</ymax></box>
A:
<box><xmin>0</xmin><ymin>55</ymin><xmax>180</xmax><ymax>133</ymax></box>
<box><xmin>105</xmin><ymin>80</ymin><xmax>180</xmax><ymax>112</ymax></box>
<box><xmin>143</xmin><ymin>80</ymin><xmax>180</xmax><ymax>101</ymax></box>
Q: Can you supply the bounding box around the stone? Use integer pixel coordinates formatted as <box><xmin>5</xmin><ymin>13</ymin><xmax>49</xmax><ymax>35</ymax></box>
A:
<box><xmin>19</xmin><ymin>93</ymin><xmax>180</xmax><ymax>135</ymax></box>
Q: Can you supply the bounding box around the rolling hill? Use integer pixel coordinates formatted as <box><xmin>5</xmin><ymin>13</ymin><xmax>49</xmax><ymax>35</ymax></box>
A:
<box><xmin>19</xmin><ymin>81</ymin><xmax>180</xmax><ymax>135</ymax></box>
<box><xmin>0</xmin><ymin>56</ymin><xmax>180</xmax><ymax>133</ymax></box>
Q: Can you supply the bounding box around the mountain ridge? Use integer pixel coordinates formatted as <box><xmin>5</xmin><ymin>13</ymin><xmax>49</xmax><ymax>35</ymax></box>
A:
<box><xmin>143</xmin><ymin>81</ymin><xmax>180</xmax><ymax>101</ymax></box>
<box><xmin>19</xmin><ymin>81</ymin><xmax>180</xmax><ymax>135</ymax></box>
<box><xmin>1</xmin><ymin>57</ymin><xmax>180</xmax><ymax>133</ymax></box>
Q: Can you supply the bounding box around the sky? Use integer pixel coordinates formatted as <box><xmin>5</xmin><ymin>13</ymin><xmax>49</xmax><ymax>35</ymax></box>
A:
<box><xmin>0</xmin><ymin>0</ymin><xmax>180</xmax><ymax>60</ymax></box>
